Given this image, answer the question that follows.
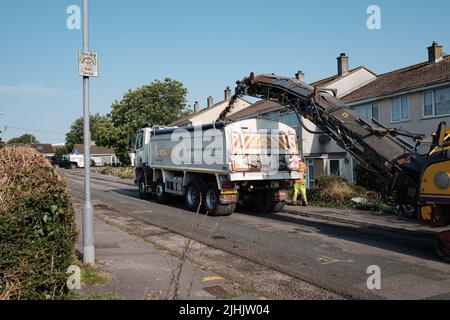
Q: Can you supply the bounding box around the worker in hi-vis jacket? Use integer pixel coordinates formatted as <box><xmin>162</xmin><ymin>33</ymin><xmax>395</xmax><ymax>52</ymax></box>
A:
<box><xmin>292</xmin><ymin>161</ymin><xmax>308</xmax><ymax>206</ymax></box>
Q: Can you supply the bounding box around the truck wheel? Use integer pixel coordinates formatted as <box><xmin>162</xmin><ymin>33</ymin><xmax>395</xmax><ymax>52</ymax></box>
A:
<box><xmin>257</xmin><ymin>191</ymin><xmax>285</xmax><ymax>214</ymax></box>
<box><xmin>185</xmin><ymin>182</ymin><xmax>203</xmax><ymax>212</ymax></box>
<box><xmin>271</xmin><ymin>201</ymin><xmax>286</xmax><ymax>213</ymax></box>
<box><xmin>204</xmin><ymin>183</ymin><xmax>235</xmax><ymax>216</ymax></box>
<box><xmin>154</xmin><ymin>179</ymin><xmax>169</xmax><ymax>203</ymax></box>
<box><xmin>138</xmin><ymin>176</ymin><xmax>151</xmax><ymax>200</ymax></box>
<box><xmin>70</xmin><ymin>163</ymin><xmax>77</xmax><ymax>170</ymax></box>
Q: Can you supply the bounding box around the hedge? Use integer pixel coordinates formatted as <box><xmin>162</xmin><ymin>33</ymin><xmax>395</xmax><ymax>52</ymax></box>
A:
<box><xmin>0</xmin><ymin>146</ymin><xmax>77</xmax><ymax>300</ymax></box>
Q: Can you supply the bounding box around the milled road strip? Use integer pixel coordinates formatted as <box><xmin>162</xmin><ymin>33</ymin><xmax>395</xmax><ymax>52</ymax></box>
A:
<box><xmin>71</xmin><ymin>194</ymin><xmax>341</xmax><ymax>300</ymax></box>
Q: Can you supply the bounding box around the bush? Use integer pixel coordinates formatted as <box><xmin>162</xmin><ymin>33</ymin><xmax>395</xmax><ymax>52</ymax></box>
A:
<box><xmin>307</xmin><ymin>176</ymin><xmax>357</xmax><ymax>207</ymax></box>
<box><xmin>307</xmin><ymin>175</ymin><xmax>381</xmax><ymax>210</ymax></box>
<box><xmin>92</xmin><ymin>166</ymin><xmax>134</xmax><ymax>179</ymax></box>
<box><xmin>0</xmin><ymin>146</ymin><xmax>77</xmax><ymax>300</ymax></box>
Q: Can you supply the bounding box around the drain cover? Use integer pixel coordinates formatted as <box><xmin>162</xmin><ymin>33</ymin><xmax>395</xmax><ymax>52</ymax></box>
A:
<box><xmin>203</xmin><ymin>285</ymin><xmax>229</xmax><ymax>298</ymax></box>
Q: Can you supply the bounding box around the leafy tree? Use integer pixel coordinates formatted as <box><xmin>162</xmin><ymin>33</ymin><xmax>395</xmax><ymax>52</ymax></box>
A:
<box><xmin>8</xmin><ymin>134</ymin><xmax>38</xmax><ymax>144</ymax></box>
<box><xmin>54</xmin><ymin>145</ymin><xmax>69</xmax><ymax>157</ymax></box>
<box><xmin>110</xmin><ymin>78</ymin><xmax>189</xmax><ymax>129</ymax></box>
<box><xmin>65</xmin><ymin>113</ymin><xmax>113</xmax><ymax>152</ymax></box>
<box><xmin>64</xmin><ymin>78</ymin><xmax>189</xmax><ymax>165</ymax></box>
<box><xmin>107</xmin><ymin>78</ymin><xmax>189</xmax><ymax>164</ymax></box>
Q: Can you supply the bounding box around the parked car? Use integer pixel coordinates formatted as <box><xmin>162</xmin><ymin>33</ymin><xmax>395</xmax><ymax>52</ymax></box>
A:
<box><xmin>48</xmin><ymin>156</ymin><xmax>78</xmax><ymax>169</ymax></box>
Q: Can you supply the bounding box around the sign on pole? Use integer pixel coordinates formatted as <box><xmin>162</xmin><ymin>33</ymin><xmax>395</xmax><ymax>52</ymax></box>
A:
<box><xmin>79</xmin><ymin>51</ymin><xmax>99</xmax><ymax>77</ymax></box>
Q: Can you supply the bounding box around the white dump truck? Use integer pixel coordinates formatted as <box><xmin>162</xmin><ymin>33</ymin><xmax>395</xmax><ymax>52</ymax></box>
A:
<box><xmin>134</xmin><ymin>118</ymin><xmax>302</xmax><ymax>216</ymax></box>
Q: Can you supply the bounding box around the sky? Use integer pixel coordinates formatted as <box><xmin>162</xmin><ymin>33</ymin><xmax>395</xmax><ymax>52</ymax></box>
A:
<box><xmin>0</xmin><ymin>0</ymin><xmax>449</xmax><ymax>143</ymax></box>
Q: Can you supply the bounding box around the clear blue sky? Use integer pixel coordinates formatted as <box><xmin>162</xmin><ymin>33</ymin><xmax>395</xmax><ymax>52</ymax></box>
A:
<box><xmin>1</xmin><ymin>0</ymin><xmax>449</xmax><ymax>143</ymax></box>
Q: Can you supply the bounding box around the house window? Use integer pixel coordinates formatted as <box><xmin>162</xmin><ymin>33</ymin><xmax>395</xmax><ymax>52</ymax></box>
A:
<box><xmin>356</xmin><ymin>103</ymin><xmax>379</xmax><ymax>121</ymax></box>
<box><xmin>424</xmin><ymin>91</ymin><xmax>434</xmax><ymax>117</ymax></box>
<box><xmin>423</xmin><ymin>87</ymin><xmax>450</xmax><ymax>117</ymax></box>
<box><xmin>280</xmin><ymin>112</ymin><xmax>298</xmax><ymax>128</ymax></box>
<box><xmin>372</xmin><ymin>103</ymin><xmax>379</xmax><ymax>121</ymax></box>
<box><xmin>435</xmin><ymin>87</ymin><xmax>450</xmax><ymax>116</ymax></box>
<box><xmin>327</xmin><ymin>159</ymin><xmax>342</xmax><ymax>176</ymax></box>
<box><xmin>306</xmin><ymin>159</ymin><xmax>315</xmax><ymax>188</ymax></box>
<box><xmin>392</xmin><ymin>96</ymin><xmax>409</xmax><ymax>122</ymax></box>
<box><xmin>350</xmin><ymin>157</ymin><xmax>358</xmax><ymax>184</ymax></box>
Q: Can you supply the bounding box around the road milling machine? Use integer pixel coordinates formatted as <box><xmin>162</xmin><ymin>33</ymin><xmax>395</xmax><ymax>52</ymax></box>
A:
<box><xmin>224</xmin><ymin>73</ymin><xmax>450</xmax><ymax>261</ymax></box>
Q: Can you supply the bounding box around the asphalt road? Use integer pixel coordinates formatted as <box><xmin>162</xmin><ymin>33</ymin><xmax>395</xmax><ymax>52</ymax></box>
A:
<box><xmin>65</xmin><ymin>172</ymin><xmax>450</xmax><ymax>300</ymax></box>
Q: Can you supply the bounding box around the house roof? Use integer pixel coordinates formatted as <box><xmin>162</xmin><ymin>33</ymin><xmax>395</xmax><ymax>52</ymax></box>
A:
<box><xmin>226</xmin><ymin>100</ymin><xmax>282</xmax><ymax>121</ymax></box>
<box><xmin>170</xmin><ymin>100</ymin><xmax>229</xmax><ymax>126</ymax></box>
<box><xmin>228</xmin><ymin>67</ymin><xmax>370</xmax><ymax>120</ymax></box>
<box><xmin>30</xmin><ymin>144</ymin><xmax>54</xmax><ymax>154</ymax></box>
<box><xmin>6</xmin><ymin>144</ymin><xmax>55</xmax><ymax>154</ymax></box>
<box><xmin>170</xmin><ymin>97</ymin><xmax>251</xmax><ymax>126</ymax></box>
<box><xmin>309</xmin><ymin>66</ymin><xmax>367</xmax><ymax>87</ymax></box>
<box><xmin>74</xmin><ymin>144</ymin><xmax>116</xmax><ymax>155</ymax></box>
<box><xmin>342</xmin><ymin>56</ymin><xmax>450</xmax><ymax>103</ymax></box>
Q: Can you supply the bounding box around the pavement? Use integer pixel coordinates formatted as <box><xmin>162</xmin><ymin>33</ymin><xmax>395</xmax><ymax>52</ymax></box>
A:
<box><xmin>283</xmin><ymin>205</ymin><xmax>447</xmax><ymax>237</ymax></box>
<box><xmin>65</xmin><ymin>169</ymin><xmax>450</xmax><ymax>300</ymax></box>
<box><xmin>73</xmin><ymin>198</ymin><xmax>259</xmax><ymax>300</ymax></box>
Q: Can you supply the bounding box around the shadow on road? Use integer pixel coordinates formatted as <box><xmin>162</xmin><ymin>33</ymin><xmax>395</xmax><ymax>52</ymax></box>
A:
<box><xmin>109</xmin><ymin>187</ymin><xmax>442</xmax><ymax>264</ymax></box>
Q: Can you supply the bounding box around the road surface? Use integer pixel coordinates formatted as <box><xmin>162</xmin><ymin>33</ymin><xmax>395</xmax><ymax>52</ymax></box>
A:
<box><xmin>65</xmin><ymin>171</ymin><xmax>450</xmax><ymax>300</ymax></box>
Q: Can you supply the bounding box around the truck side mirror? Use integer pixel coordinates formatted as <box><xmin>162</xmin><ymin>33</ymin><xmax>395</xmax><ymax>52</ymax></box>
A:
<box><xmin>436</xmin><ymin>122</ymin><xmax>447</xmax><ymax>148</ymax></box>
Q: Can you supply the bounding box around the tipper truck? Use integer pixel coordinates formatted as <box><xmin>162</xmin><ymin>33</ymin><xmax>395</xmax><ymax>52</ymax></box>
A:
<box><xmin>134</xmin><ymin>118</ymin><xmax>302</xmax><ymax>216</ymax></box>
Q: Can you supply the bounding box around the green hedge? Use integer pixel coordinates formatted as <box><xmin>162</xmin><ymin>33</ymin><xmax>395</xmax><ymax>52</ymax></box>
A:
<box><xmin>0</xmin><ymin>146</ymin><xmax>77</xmax><ymax>300</ymax></box>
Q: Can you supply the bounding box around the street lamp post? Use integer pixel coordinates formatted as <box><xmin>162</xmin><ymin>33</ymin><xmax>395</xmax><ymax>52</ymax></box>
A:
<box><xmin>81</xmin><ymin>0</ymin><xmax>95</xmax><ymax>265</ymax></box>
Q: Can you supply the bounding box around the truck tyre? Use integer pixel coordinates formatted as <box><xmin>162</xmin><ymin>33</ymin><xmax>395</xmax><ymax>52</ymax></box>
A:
<box><xmin>204</xmin><ymin>183</ymin><xmax>235</xmax><ymax>216</ymax></box>
<box><xmin>138</xmin><ymin>176</ymin><xmax>151</xmax><ymax>200</ymax></box>
<box><xmin>185</xmin><ymin>182</ymin><xmax>203</xmax><ymax>212</ymax></box>
<box><xmin>258</xmin><ymin>191</ymin><xmax>285</xmax><ymax>214</ymax></box>
<box><xmin>154</xmin><ymin>179</ymin><xmax>169</xmax><ymax>204</ymax></box>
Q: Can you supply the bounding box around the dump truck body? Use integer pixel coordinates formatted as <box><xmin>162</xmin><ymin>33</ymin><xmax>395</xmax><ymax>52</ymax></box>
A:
<box><xmin>134</xmin><ymin>119</ymin><xmax>301</xmax><ymax>216</ymax></box>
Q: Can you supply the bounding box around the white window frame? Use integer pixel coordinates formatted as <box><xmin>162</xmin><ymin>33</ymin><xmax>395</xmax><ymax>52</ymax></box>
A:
<box><xmin>305</xmin><ymin>159</ymin><xmax>314</xmax><ymax>189</ymax></box>
<box><xmin>422</xmin><ymin>87</ymin><xmax>450</xmax><ymax>118</ymax></box>
<box><xmin>350</xmin><ymin>157</ymin><xmax>357</xmax><ymax>184</ymax></box>
<box><xmin>356</xmin><ymin>103</ymin><xmax>380</xmax><ymax>122</ymax></box>
<box><xmin>391</xmin><ymin>96</ymin><xmax>409</xmax><ymax>123</ymax></box>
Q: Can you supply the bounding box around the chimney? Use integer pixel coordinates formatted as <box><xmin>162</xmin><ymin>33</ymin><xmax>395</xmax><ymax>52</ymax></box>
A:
<box><xmin>428</xmin><ymin>41</ymin><xmax>443</xmax><ymax>64</ymax></box>
<box><xmin>224</xmin><ymin>86</ymin><xmax>232</xmax><ymax>101</ymax></box>
<box><xmin>295</xmin><ymin>71</ymin><xmax>305</xmax><ymax>82</ymax></box>
<box><xmin>194</xmin><ymin>101</ymin><xmax>200</xmax><ymax>113</ymax></box>
<box><xmin>337</xmin><ymin>53</ymin><xmax>349</xmax><ymax>76</ymax></box>
<box><xmin>207</xmin><ymin>96</ymin><xmax>214</xmax><ymax>108</ymax></box>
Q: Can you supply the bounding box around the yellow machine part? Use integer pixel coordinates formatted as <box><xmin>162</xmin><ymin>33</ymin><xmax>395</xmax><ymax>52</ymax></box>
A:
<box><xmin>420</xmin><ymin>160</ymin><xmax>450</xmax><ymax>226</ymax></box>
<box><xmin>429</xmin><ymin>129</ymin><xmax>450</xmax><ymax>156</ymax></box>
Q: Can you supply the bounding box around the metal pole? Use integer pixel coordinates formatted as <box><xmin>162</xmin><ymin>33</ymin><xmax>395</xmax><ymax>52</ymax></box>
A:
<box><xmin>82</xmin><ymin>0</ymin><xmax>94</xmax><ymax>265</ymax></box>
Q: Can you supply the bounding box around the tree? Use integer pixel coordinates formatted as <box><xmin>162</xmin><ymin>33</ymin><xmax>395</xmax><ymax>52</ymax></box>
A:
<box><xmin>110</xmin><ymin>78</ymin><xmax>189</xmax><ymax>130</ymax></box>
<box><xmin>8</xmin><ymin>134</ymin><xmax>38</xmax><ymax>144</ymax></box>
<box><xmin>107</xmin><ymin>78</ymin><xmax>189</xmax><ymax>164</ymax></box>
<box><xmin>54</xmin><ymin>145</ymin><xmax>69</xmax><ymax>157</ymax></box>
<box><xmin>65</xmin><ymin>113</ymin><xmax>113</xmax><ymax>152</ymax></box>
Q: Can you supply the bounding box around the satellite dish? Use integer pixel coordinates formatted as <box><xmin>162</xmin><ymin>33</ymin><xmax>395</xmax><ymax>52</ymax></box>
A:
<box><xmin>319</xmin><ymin>134</ymin><xmax>331</xmax><ymax>145</ymax></box>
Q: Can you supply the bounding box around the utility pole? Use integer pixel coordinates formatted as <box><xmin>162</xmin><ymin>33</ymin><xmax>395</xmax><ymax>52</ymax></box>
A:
<box><xmin>81</xmin><ymin>0</ymin><xmax>95</xmax><ymax>265</ymax></box>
